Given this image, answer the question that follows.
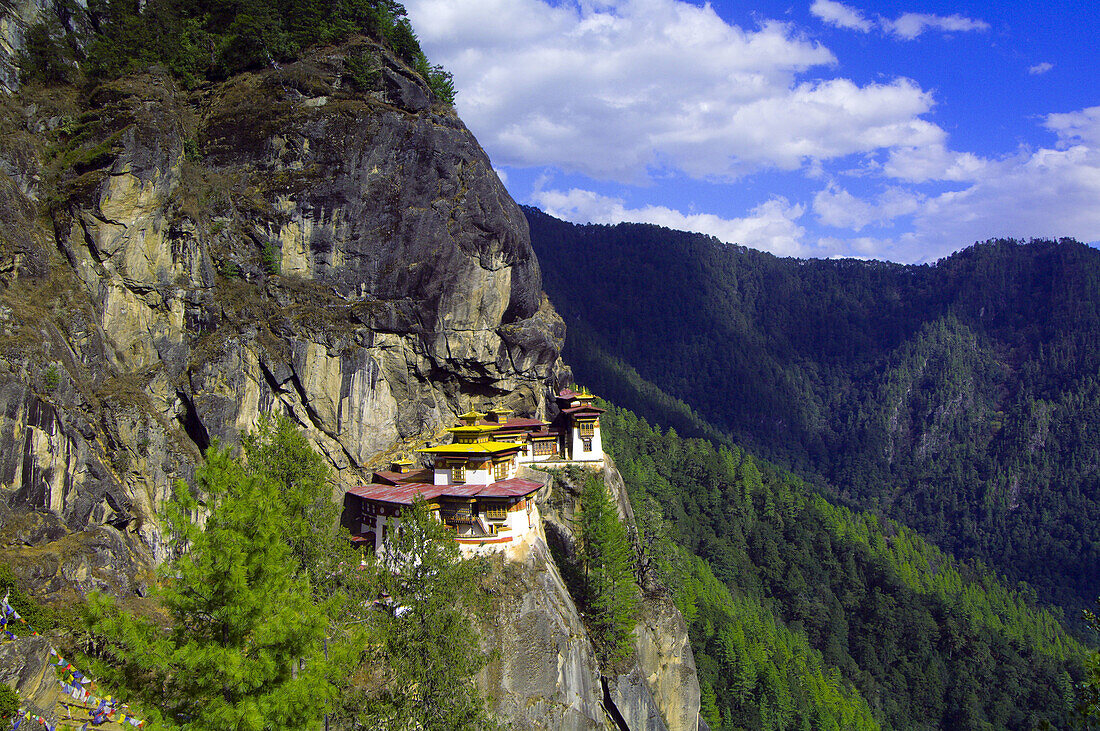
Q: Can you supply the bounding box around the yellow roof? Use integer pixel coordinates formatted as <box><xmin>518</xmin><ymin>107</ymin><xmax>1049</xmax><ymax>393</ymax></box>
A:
<box><xmin>418</xmin><ymin>440</ymin><xmax>523</xmax><ymax>455</ymax></box>
<box><xmin>447</xmin><ymin>424</ymin><xmax>501</xmax><ymax>435</ymax></box>
<box><xmin>457</xmin><ymin>409</ymin><xmax>486</xmax><ymax>421</ymax></box>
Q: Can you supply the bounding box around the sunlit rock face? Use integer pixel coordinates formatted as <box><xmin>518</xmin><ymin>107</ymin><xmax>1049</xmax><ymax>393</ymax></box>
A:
<box><xmin>0</xmin><ymin>39</ymin><xmax>563</xmax><ymax>595</ymax></box>
<box><xmin>0</xmin><ymin>31</ymin><xmax>699</xmax><ymax>730</ymax></box>
<box><xmin>533</xmin><ymin>457</ymin><xmax>701</xmax><ymax>730</ymax></box>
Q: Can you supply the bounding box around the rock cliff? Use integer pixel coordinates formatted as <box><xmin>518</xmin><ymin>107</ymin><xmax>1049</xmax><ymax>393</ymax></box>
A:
<box><xmin>0</xmin><ymin>25</ymin><xmax>697</xmax><ymax>729</ymax></box>
<box><xmin>0</xmin><ymin>38</ymin><xmax>563</xmax><ymax>587</ymax></box>
<box><xmin>538</xmin><ymin>458</ymin><xmax>702</xmax><ymax>730</ymax></box>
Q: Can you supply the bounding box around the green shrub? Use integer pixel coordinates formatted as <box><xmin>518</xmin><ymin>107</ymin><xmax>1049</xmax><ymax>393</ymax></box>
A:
<box><xmin>0</xmin><ymin>563</ymin><xmax>49</xmax><ymax>634</ymax></box>
<box><xmin>183</xmin><ymin>138</ymin><xmax>201</xmax><ymax>162</ymax></box>
<box><xmin>217</xmin><ymin>259</ymin><xmax>240</xmax><ymax>278</ymax></box>
<box><xmin>261</xmin><ymin>241</ymin><xmax>281</xmax><ymax>275</ymax></box>
<box><xmin>345</xmin><ymin>51</ymin><xmax>381</xmax><ymax>92</ymax></box>
<box><xmin>0</xmin><ymin>684</ymin><xmax>19</xmax><ymax>719</ymax></box>
<box><xmin>415</xmin><ymin>57</ymin><xmax>455</xmax><ymax>105</ymax></box>
<box><xmin>44</xmin><ymin>365</ymin><xmax>60</xmax><ymax>390</ymax></box>
<box><xmin>17</xmin><ymin>20</ymin><xmax>78</xmax><ymax>85</ymax></box>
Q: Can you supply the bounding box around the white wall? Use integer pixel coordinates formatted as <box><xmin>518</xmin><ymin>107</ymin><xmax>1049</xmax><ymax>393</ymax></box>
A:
<box><xmin>570</xmin><ymin>424</ymin><xmax>603</xmax><ymax>462</ymax></box>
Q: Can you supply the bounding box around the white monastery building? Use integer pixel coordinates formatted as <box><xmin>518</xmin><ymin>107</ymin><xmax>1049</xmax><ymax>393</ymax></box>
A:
<box><xmin>342</xmin><ymin>387</ymin><xmax>606</xmax><ymax>553</ymax></box>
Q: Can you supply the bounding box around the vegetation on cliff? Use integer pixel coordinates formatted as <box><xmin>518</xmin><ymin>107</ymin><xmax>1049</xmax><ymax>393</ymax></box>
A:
<box><xmin>527</xmin><ymin>207</ymin><xmax>1100</xmax><ymax>633</ymax></box>
<box><xmin>602</xmin><ymin>402</ymin><xmax>1087</xmax><ymax>730</ymax></box>
<box><xmin>577</xmin><ymin>473</ymin><xmax>639</xmax><ymax>668</ymax></box>
<box><xmin>87</xmin><ymin>445</ymin><xmax>335</xmax><ymax>728</ymax></box>
<box><xmin>20</xmin><ymin>0</ymin><xmax>456</xmax><ymax>102</ymax></box>
<box><xmin>83</xmin><ymin>417</ymin><xmax>492</xmax><ymax>729</ymax></box>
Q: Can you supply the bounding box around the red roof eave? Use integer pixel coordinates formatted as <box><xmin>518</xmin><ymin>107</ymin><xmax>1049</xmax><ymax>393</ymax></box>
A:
<box><xmin>347</xmin><ymin>478</ymin><xmax>542</xmax><ymax>506</ymax></box>
<box><xmin>562</xmin><ymin>405</ymin><xmax>606</xmax><ymax>415</ymax></box>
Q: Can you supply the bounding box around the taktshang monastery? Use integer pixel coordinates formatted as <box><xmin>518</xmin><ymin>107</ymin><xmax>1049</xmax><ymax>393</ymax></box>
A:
<box><xmin>342</xmin><ymin>387</ymin><xmax>605</xmax><ymax>553</ymax></box>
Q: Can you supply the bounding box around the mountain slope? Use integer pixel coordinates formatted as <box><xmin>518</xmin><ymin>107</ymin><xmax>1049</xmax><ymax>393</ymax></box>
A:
<box><xmin>0</xmin><ymin>6</ymin><xmax>712</xmax><ymax>726</ymax></box>
<box><xmin>602</xmin><ymin>402</ymin><xmax>1087</xmax><ymax>729</ymax></box>
<box><xmin>0</xmin><ymin>2</ymin><xmax>566</xmax><ymax>701</ymax></box>
<box><xmin>526</xmin><ymin>206</ymin><xmax>1100</xmax><ymax>627</ymax></box>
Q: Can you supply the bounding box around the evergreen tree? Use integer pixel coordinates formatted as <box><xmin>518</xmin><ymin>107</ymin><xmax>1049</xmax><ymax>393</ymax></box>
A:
<box><xmin>0</xmin><ymin>684</ymin><xmax>18</xmax><ymax>721</ymax></box>
<box><xmin>600</xmin><ymin>401</ymin><xmax>1085</xmax><ymax>730</ymax></box>
<box><xmin>87</xmin><ymin>419</ymin><xmax>494</xmax><ymax>729</ymax></box>
<box><xmin>87</xmin><ymin>446</ymin><xmax>334</xmax><ymax>729</ymax></box>
<box><xmin>1076</xmin><ymin>601</ymin><xmax>1100</xmax><ymax>728</ymax></box>
<box><xmin>340</xmin><ymin>497</ymin><xmax>493</xmax><ymax>729</ymax></box>
<box><xmin>242</xmin><ymin>413</ymin><xmax>341</xmax><ymax>597</ymax></box>
<box><xmin>579</xmin><ymin>474</ymin><xmax>638</xmax><ymax>668</ymax></box>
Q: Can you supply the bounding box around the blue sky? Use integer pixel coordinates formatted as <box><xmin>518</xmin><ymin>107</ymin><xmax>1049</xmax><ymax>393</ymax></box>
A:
<box><xmin>406</xmin><ymin>0</ymin><xmax>1100</xmax><ymax>263</ymax></box>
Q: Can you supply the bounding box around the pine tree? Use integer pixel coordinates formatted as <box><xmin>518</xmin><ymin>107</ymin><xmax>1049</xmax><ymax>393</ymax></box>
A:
<box><xmin>341</xmin><ymin>497</ymin><xmax>492</xmax><ymax>729</ymax></box>
<box><xmin>1076</xmin><ymin>601</ymin><xmax>1100</xmax><ymax>727</ymax></box>
<box><xmin>242</xmin><ymin>413</ymin><xmax>341</xmax><ymax>597</ymax></box>
<box><xmin>579</xmin><ymin>473</ymin><xmax>638</xmax><ymax>668</ymax></box>
<box><xmin>87</xmin><ymin>447</ymin><xmax>335</xmax><ymax>729</ymax></box>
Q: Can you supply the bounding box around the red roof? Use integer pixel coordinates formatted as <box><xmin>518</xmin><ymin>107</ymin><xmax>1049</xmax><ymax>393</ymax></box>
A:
<box><xmin>475</xmin><ymin>478</ymin><xmax>545</xmax><ymax>497</ymax></box>
<box><xmin>347</xmin><ymin>478</ymin><xmax>542</xmax><ymax>506</ymax></box>
<box><xmin>372</xmin><ymin>467</ymin><xmax>435</xmax><ymax>485</ymax></box>
<box><xmin>481</xmin><ymin>417</ymin><xmax>546</xmax><ymax>431</ymax></box>
<box><xmin>562</xmin><ymin>405</ymin><xmax>606</xmax><ymax>416</ymax></box>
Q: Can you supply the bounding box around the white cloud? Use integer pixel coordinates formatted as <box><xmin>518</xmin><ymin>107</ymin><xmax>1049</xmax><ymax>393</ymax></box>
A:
<box><xmin>407</xmin><ymin>0</ymin><xmax>944</xmax><ymax>183</ymax></box>
<box><xmin>809</xmin><ymin>1</ymin><xmax>988</xmax><ymax>40</ymax></box>
<box><xmin>818</xmin><ymin>236</ymin><xmax>897</xmax><ymax>258</ymax></box>
<box><xmin>813</xmin><ymin>184</ymin><xmax>921</xmax><ymax>230</ymax></box>
<box><xmin>824</xmin><ymin>110</ymin><xmax>1100</xmax><ymax>261</ymax></box>
<box><xmin>907</xmin><ymin>131</ymin><xmax>1100</xmax><ymax>258</ymax></box>
<box><xmin>531</xmin><ymin>187</ymin><xmax>810</xmax><ymax>256</ymax></box>
<box><xmin>810</xmin><ymin>0</ymin><xmax>872</xmax><ymax>32</ymax></box>
<box><xmin>885</xmin><ymin>13</ymin><xmax>989</xmax><ymax>40</ymax></box>
<box><xmin>1029</xmin><ymin>62</ymin><xmax>1054</xmax><ymax>75</ymax></box>
<box><xmin>883</xmin><ymin>143</ymin><xmax>988</xmax><ymax>182</ymax></box>
<box><xmin>406</xmin><ymin>0</ymin><xmax>1099</xmax><ymax>265</ymax></box>
<box><xmin>1045</xmin><ymin>106</ymin><xmax>1100</xmax><ymax>146</ymax></box>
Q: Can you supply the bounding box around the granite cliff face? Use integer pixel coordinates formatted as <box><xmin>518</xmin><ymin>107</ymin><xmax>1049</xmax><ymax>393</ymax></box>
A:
<box><xmin>473</xmin><ymin>462</ymin><xmax>700</xmax><ymax>730</ymax></box>
<box><xmin>0</xmin><ymin>23</ymin><xmax>698</xmax><ymax>728</ymax></box>
<box><xmin>0</xmin><ymin>36</ymin><xmax>562</xmax><ymax>594</ymax></box>
<box><xmin>537</xmin><ymin>458</ymin><xmax>702</xmax><ymax>731</ymax></box>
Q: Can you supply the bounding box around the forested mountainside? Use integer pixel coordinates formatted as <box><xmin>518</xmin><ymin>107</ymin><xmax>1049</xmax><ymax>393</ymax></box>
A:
<box><xmin>525</xmin><ymin>206</ymin><xmax>1100</xmax><ymax>628</ymax></box>
<box><xmin>601</xmin><ymin>403</ymin><xmax>1089</xmax><ymax>730</ymax></box>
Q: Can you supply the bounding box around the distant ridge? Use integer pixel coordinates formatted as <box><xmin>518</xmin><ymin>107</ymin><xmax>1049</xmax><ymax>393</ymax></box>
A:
<box><xmin>525</xmin><ymin>204</ymin><xmax>1100</xmax><ymax>629</ymax></box>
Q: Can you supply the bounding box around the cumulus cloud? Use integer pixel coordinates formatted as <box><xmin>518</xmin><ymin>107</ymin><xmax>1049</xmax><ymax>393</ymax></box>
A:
<box><xmin>406</xmin><ymin>0</ymin><xmax>1098</xmax><ymax>264</ymax></box>
<box><xmin>407</xmin><ymin>0</ymin><xmax>944</xmax><ymax>183</ymax></box>
<box><xmin>1029</xmin><ymin>62</ymin><xmax>1054</xmax><ymax>75</ymax></box>
<box><xmin>1045</xmin><ymin>106</ymin><xmax>1100</xmax><ymax>146</ymax></box>
<box><xmin>814</xmin><ymin>110</ymin><xmax>1100</xmax><ymax>261</ymax></box>
<box><xmin>883</xmin><ymin>143</ymin><xmax>988</xmax><ymax>182</ymax></box>
<box><xmin>902</xmin><ymin>142</ymin><xmax>1100</xmax><ymax>261</ymax></box>
<box><xmin>813</xmin><ymin>184</ymin><xmax>921</xmax><ymax>230</ymax></box>
<box><xmin>810</xmin><ymin>0</ymin><xmax>872</xmax><ymax>32</ymax></box>
<box><xmin>528</xmin><ymin>114</ymin><xmax>1100</xmax><ymax>263</ymax></box>
<box><xmin>810</xmin><ymin>0</ymin><xmax>988</xmax><ymax>40</ymax></box>
<box><xmin>531</xmin><ymin>187</ymin><xmax>809</xmax><ymax>256</ymax></box>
